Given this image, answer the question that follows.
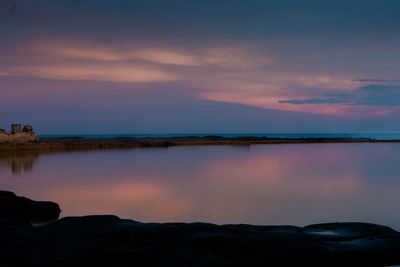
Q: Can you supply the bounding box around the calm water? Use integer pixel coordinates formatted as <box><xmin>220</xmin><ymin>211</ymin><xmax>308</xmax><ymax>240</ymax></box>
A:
<box><xmin>1</xmin><ymin>143</ymin><xmax>400</xmax><ymax>229</ymax></box>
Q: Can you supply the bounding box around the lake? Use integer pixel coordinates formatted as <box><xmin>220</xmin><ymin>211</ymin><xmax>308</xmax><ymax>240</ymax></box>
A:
<box><xmin>1</xmin><ymin>143</ymin><xmax>400</xmax><ymax>229</ymax></box>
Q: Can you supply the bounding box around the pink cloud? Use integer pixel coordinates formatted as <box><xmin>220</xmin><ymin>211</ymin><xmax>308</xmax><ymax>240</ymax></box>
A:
<box><xmin>201</xmin><ymin>45</ymin><xmax>272</xmax><ymax>69</ymax></box>
<box><xmin>8</xmin><ymin>63</ymin><xmax>178</xmax><ymax>83</ymax></box>
<box><xmin>135</xmin><ymin>49</ymin><xmax>199</xmax><ymax>66</ymax></box>
<box><xmin>3</xmin><ymin>37</ymin><xmax>396</xmax><ymax>118</ymax></box>
<box><xmin>30</xmin><ymin>40</ymin><xmax>272</xmax><ymax>69</ymax></box>
<box><xmin>197</xmin><ymin>91</ymin><xmax>396</xmax><ymax>118</ymax></box>
<box><xmin>32</xmin><ymin>40</ymin><xmax>200</xmax><ymax>66</ymax></box>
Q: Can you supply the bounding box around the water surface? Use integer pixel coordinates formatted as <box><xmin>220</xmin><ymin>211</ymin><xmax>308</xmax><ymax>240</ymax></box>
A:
<box><xmin>1</xmin><ymin>143</ymin><xmax>400</xmax><ymax>229</ymax></box>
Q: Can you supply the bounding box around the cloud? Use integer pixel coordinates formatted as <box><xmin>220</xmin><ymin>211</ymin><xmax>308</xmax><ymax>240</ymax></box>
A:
<box><xmin>353</xmin><ymin>79</ymin><xmax>400</xmax><ymax>83</ymax></box>
<box><xmin>33</xmin><ymin>41</ymin><xmax>200</xmax><ymax>66</ymax></box>
<box><xmin>30</xmin><ymin>40</ymin><xmax>272</xmax><ymax>69</ymax></box>
<box><xmin>2</xmin><ymin>39</ymin><xmax>274</xmax><ymax>85</ymax></box>
<box><xmin>196</xmin><ymin>90</ymin><xmax>355</xmax><ymax>116</ymax></box>
<box><xmin>192</xmin><ymin>72</ymin><xmax>365</xmax><ymax>115</ymax></box>
<box><xmin>4</xmin><ymin>37</ymin><xmax>395</xmax><ymax>118</ymax></box>
<box><xmin>1</xmin><ymin>0</ymin><xmax>400</xmax><ymax>127</ymax></box>
<box><xmin>135</xmin><ymin>49</ymin><xmax>199</xmax><ymax>66</ymax></box>
<box><xmin>9</xmin><ymin>64</ymin><xmax>178</xmax><ymax>83</ymax></box>
<box><xmin>352</xmin><ymin>85</ymin><xmax>400</xmax><ymax>105</ymax></box>
<box><xmin>279</xmin><ymin>98</ymin><xmax>348</xmax><ymax>105</ymax></box>
<box><xmin>34</xmin><ymin>43</ymin><xmax>124</xmax><ymax>61</ymax></box>
<box><xmin>201</xmin><ymin>46</ymin><xmax>272</xmax><ymax>69</ymax></box>
<box><xmin>290</xmin><ymin>76</ymin><xmax>359</xmax><ymax>90</ymax></box>
<box><xmin>280</xmin><ymin>84</ymin><xmax>400</xmax><ymax>106</ymax></box>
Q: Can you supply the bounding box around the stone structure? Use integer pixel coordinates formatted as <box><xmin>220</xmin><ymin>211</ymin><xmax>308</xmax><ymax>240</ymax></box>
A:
<box><xmin>0</xmin><ymin>124</ymin><xmax>39</xmax><ymax>143</ymax></box>
<box><xmin>11</xmin><ymin>124</ymin><xmax>22</xmax><ymax>134</ymax></box>
<box><xmin>22</xmin><ymin>125</ymin><xmax>33</xmax><ymax>133</ymax></box>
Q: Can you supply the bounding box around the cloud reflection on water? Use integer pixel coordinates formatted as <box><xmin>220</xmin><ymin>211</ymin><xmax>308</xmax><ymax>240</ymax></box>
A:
<box><xmin>1</xmin><ymin>144</ymin><xmax>400</xmax><ymax>228</ymax></box>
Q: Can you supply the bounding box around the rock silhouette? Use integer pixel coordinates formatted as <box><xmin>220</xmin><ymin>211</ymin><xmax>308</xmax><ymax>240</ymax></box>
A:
<box><xmin>0</xmin><ymin>191</ymin><xmax>60</xmax><ymax>223</ymax></box>
<box><xmin>0</xmin><ymin>191</ymin><xmax>400</xmax><ymax>266</ymax></box>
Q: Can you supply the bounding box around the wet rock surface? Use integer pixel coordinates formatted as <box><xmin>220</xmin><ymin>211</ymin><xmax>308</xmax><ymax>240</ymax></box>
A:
<box><xmin>1</xmin><ymin>192</ymin><xmax>400</xmax><ymax>266</ymax></box>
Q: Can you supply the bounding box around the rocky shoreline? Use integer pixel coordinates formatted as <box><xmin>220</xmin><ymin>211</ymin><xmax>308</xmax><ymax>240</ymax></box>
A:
<box><xmin>1</xmin><ymin>191</ymin><xmax>400</xmax><ymax>266</ymax></box>
<box><xmin>1</xmin><ymin>124</ymin><xmax>399</xmax><ymax>152</ymax></box>
<box><xmin>0</xmin><ymin>124</ymin><xmax>39</xmax><ymax>144</ymax></box>
<box><xmin>1</xmin><ymin>135</ymin><xmax>400</xmax><ymax>152</ymax></box>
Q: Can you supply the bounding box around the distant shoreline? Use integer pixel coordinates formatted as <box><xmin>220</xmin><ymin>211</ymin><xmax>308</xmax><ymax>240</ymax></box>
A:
<box><xmin>38</xmin><ymin>133</ymin><xmax>400</xmax><ymax>140</ymax></box>
<box><xmin>1</xmin><ymin>136</ymin><xmax>400</xmax><ymax>152</ymax></box>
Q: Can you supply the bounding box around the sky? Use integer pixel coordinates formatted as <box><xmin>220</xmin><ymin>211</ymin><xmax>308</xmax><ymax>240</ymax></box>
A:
<box><xmin>1</xmin><ymin>0</ymin><xmax>400</xmax><ymax>134</ymax></box>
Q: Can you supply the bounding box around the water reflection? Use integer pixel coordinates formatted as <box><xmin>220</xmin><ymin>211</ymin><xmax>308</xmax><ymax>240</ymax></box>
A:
<box><xmin>0</xmin><ymin>152</ymin><xmax>39</xmax><ymax>174</ymax></box>
<box><xmin>1</xmin><ymin>143</ymin><xmax>400</xmax><ymax>229</ymax></box>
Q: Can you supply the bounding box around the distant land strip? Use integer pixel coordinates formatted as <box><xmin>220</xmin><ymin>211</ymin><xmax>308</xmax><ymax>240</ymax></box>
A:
<box><xmin>1</xmin><ymin>136</ymin><xmax>400</xmax><ymax>152</ymax></box>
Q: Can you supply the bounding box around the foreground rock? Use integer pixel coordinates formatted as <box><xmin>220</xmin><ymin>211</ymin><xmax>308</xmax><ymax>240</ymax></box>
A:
<box><xmin>0</xmin><ymin>191</ymin><xmax>60</xmax><ymax>223</ymax></box>
<box><xmin>1</xmin><ymin>193</ymin><xmax>400</xmax><ymax>266</ymax></box>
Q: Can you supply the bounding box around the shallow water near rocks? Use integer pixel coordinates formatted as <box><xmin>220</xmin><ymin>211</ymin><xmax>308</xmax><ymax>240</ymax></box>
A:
<box><xmin>1</xmin><ymin>143</ymin><xmax>400</xmax><ymax>230</ymax></box>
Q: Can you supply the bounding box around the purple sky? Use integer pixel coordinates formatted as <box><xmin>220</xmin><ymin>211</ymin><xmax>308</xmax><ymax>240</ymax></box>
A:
<box><xmin>1</xmin><ymin>0</ymin><xmax>400</xmax><ymax>134</ymax></box>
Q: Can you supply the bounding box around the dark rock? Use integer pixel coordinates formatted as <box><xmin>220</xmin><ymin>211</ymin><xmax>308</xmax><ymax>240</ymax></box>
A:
<box><xmin>0</xmin><ymin>191</ymin><xmax>61</xmax><ymax>223</ymax></box>
<box><xmin>0</xmin><ymin>193</ymin><xmax>400</xmax><ymax>266</ymax></box>
<box><xmin>0</xmin><ymin>215</ymin><xmax>399</xmax><ymax>266</ymax></box>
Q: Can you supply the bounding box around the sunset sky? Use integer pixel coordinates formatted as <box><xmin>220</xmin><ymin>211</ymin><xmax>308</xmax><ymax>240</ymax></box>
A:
<box><xmin>1</xmin><ymin>0</ymin><xmax>400</xmax><ymax>134</ymax></box>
